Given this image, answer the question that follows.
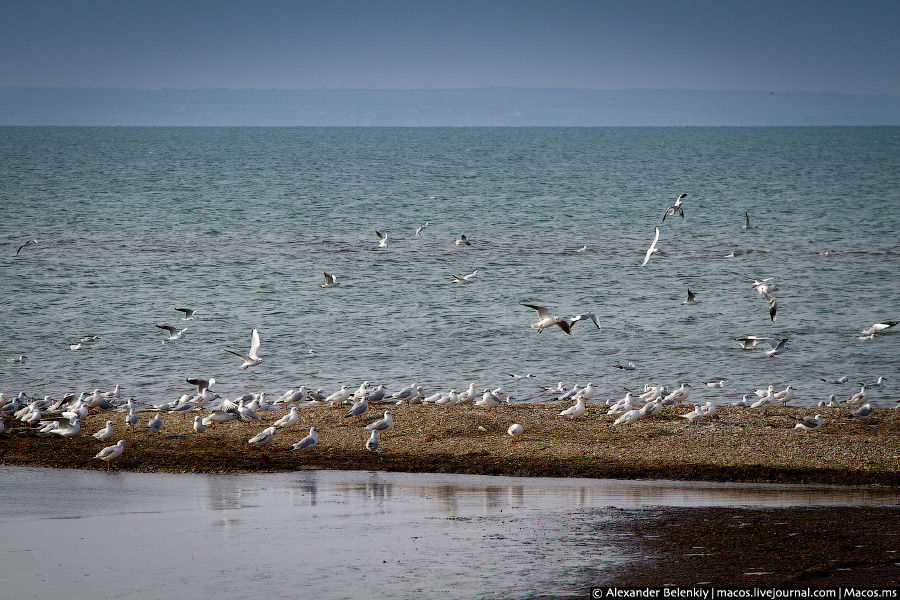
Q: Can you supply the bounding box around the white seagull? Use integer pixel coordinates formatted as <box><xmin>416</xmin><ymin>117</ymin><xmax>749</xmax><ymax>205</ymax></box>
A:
<box><xmin>157</xmin><ymin>324</ymin><xmax>187</xmax><ymax>341</ymax></box>
<box><xmin>820</xmin><ymin>376</ymin><xmax>849</xmax><ymax>385</ymax></box>
<box><xmin>248</xmin><ymin>426</ymin><xmax>276</xmax><ymax>446</ymax></box>
<box><xmin>455</xmin><ymin>234</ymin><xmax>471</xmax><ymax>246</ymax></box>
<box><xmin>521</xmin><ymin>304</ymin><xmax>601</xmax><ymax>335</ymax></box>
<box><xmin>861</xmin><ymin>321</ymin><xmax>898</xmax><ymax>335</ymax></box>
<box><xmin>15</xmin><ymin>239</ymin><xmax>38</xmax><ymax>256</ymax></box>
<box><xmin>147</xmin><ymin>413</ymin><xmax>163</xmax><ymax>433</ymax></box>
<box><xmin>507</xmin><ymin>424</ymin><xmax>524</xmax><ymax>437</ymax></box>
<box><xmin>794</xmin><ymin>414</ymin><xmax>823</xmax><ymax>432</ymax></box>
<box><xmin>192</xmin><ymin>416</ymin><xmax>207</xmax><ymax>434</ymax></box>
<box><xmin>376</xmin><ymin>230</ymin><xmax>388</xmax><ymax>247</ymax></box>
<box><xmin>224</xmin><ymin>328</ymin><xmax>264</xmax><ymax>370</ymax></box>
<box><xmin>764</xmin><ymin>338</ymin><xmax>789</xmax><ymax>358</ymax></box>
<box><xmin>681</xmin><ymin>289</ymin><xmax>698</xmax><ymax>305</ymax></box>
<box><xmin>641</xmin><ymin>227</ymin><xmax>660</xmax><ymax>266</ymax></box>
<box><xmin>291</xmin><ymin>427</ymin><xmax>318</xmax><ymax>451</ymax></box>
<box><xmin>559</xmin><ymin>396</ymin><xmax>586</xmax><ymax>419</ymax></box>
<box><xmin>451</xmin><ymin>268</ymin><xmax>478</xmax><ymax>284</ymax></box>
<box><xmin>273</xmin><ymin>406</ymin><xmax>299</xmax><ymax>428</ymax></box>
<box><xmin>94</xmin><ymin>440</ymin><xmax>125</xmax><ymax>470</ymax></box>
<box><xmin>175</xmin><ymin>307</ymin><xmax>195</xmax><ymax>320</ymax></box>
<box><xmin>415</xmin><ymin>221</ymin><xmax>429</xmax><ymax>236</ymax></box>
<box><xmin>366</xmin><ymin>430</ymin><xmax>379</xmax><ymax>451</ymax></box>
<box><xmin>736</xmin><ymin>336</ymin><xmax>775</xmax><ymax>350</ymax></box>
<box><xmin>365</xmin><ymin>411</ymin><xmax>394</xmax><ymax>431</ymax></box>
<box><xmin>320</xmin><ymin>272</ymin><xmax>337</xmax><ymax>288</ymax></box>
<box><xmin>750</xmin><ymin>278</ymin><xmax>777</xmax><ymax>321</ymax></box>
<box><xmin>661</xmin><ymin>193</ymin><xmax>688</xmax><ymax>222</ymax></box>
<box><xmin>92</xmin><ymin>420</ymin><xmax>115</xmax><ymax>441</ymax></box>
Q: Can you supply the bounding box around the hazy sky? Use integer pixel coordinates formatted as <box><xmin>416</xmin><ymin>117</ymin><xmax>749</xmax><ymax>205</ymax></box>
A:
<box><xmin>1</xmin><ymin>0</ymin><xmax>898</xmax><ymax>94</ymax></box>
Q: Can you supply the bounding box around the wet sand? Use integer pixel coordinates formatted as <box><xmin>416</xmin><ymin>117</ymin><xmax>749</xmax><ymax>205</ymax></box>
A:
<box><xmin>1</xmin><ymin>404</ymin><xmax>898</xmax><ymax>484</ymax></box>
<box><xmin>598</xmin><ymin>506</ymin><xmax>900</xmax><ymax>589</ymax></box>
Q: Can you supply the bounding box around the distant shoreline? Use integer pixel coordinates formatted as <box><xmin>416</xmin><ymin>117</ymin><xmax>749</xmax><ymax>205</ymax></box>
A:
<box><xmin>2</xmin><ymin>405</ymin><xmax>897</xmax><ymax>485</ymax></box>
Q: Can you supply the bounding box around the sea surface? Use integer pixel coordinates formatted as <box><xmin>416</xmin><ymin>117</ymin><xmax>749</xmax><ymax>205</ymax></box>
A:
<box><xmin>1</xmin><ymin>466</ymin><xmax>897</xmax><ymax>599</ymax></box>
<box><xmin>1</xmin><ymin>127</ymin><xmax>898</xmax><ymax>405</ymax></box>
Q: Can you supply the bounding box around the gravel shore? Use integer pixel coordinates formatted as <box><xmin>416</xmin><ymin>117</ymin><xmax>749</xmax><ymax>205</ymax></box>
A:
<box><xmin>1</xmin><ymin>404</ymin><xmax>898</xmax><ymax>484</ymax></box>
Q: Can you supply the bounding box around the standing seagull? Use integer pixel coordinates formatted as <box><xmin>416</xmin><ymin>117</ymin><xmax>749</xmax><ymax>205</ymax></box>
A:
<box><xmin>365</xmin><ymin>430</ymin><xmax>379</xmax><ymax>451</ymax></box>
<box><xmin>94</xmin><ymin>440</ymin><xmax>125</xmax><ymax>470</ymax></box>
<box><xmin>641</xmin><ymin>228</ymin><xmax>660</xmax><ymax>266</ymax></box>
<box><xmin>147</xmin><ymin>413</ymin><xmax>163</xmax><ymax>433</ymax></box>
<box><xmin>451</xmin><ymin>269</ymin><xmax>478</xmax><ymax>284</ymax></box>
<box><xmin>224</xmin><ymin>328</ymin><xmax>264</xmax><ymax>370</ymax></box>
<box><xmin>175</xmin><ymin>307</ymin><xmax>195</xmax><ymax>320</ymax></box>
<box><xmin>661</xmin><ymin>193</ymin><xmax>688</xmax><ymax>223</ymax></box>
<box><xmin>15</xmin><ymin>239</ymin><xmax>37</xmax><ymax>256</ymax></box>
<box><xmin>375</xmin><ymin>230</ymin><xmax>388</xmax><ymax>248</ymax></box>
<box><xmin>320</xmin><ymin>272</ymin><xmax>338</xmax><ymax>288</ymax></box>
<box><xmin>743</xmin><ymin>211</ymin><xmax>757</xmax><ymax>230</ymax></box>
<box><xmin>365</xmin><ymin>411</ymin><xmax>394</xmax><ymax>432</ymax></box>
<box><xmin>291</xmin><ymin>427</ymin><xmax>319</xmax><ymax>451</ymax></box>
<box><xmin>157</xmin><ymin>324</ymin><xmax>187</xmax><ymax>342</ymax></box>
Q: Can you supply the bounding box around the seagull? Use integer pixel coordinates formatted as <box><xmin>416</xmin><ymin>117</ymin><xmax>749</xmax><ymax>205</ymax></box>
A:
<box><xmin>764</xmin><ymin>338</ymin><xmax>789</xmax><ymax>358</ymax></box>
<box><xmin>186</xmin><ymin>377</ymin><xmax>215</xmax><ymax>393</ymax></box>
<box><xmin>851</xmin><ymin>404</ymin><xmax>874</xmax><ymax>420</ymax></box>
<box><xmin>613</xmin><ymin>362</ymin><xmax>637</xmax><ymax>371</ymax></box>
<box><xmin>559</xmin><ymin>396</ymin><xmax>586</xmax><ymax>419</ymax></box>
<box><xmin>224</xmin><ymin>328</ymin><xmax>263</xmax><ymax>370</ymax></box>
<box><xmin>774</xmin><ymin>385</ymin><xmax>795</xmax><ymax>405</ymax></box>
<box><xmin>735</xmin><ymin>336</ymin><xmax>775</xmax><ymax>350</ymax></box>
<box><xmin>451</xmin><ymin>268</ymin><xmax>478</xmax><ymax>284</ymax></box>
<box><xmin>679</xmin><ymin>404</ymin><xmax>705</xmax><ymax>423</ymax></box>
<box><xmin>376</xmin><ymin>230</ymin><xmax>388</xmax><ymax>247</ymax></box>
<box><xmin>750</xmin><ymin>279</ymin><xmax>777</xmax><ymax>321</ymax></box>
<box><xmin>366</xmin><ymin>430</ymin><xmax>379</xmax><ymax>451</ymax></box>
<box><xmin>7</xmin><ymin>355</ymin><xmax>26</xmax><ymax>363</ymax></box>
<box><xmin>157</xmin><ymin>324</ymin><xmax>187</xmax><ymax>341</ymax></box>
<box><xmin>820</xmin><ymin>376</ymin><xmax>848</xmax><ymax>385</ymax></box>
<box><xmin>507</xmin><ymin>424</ymin><xmax>524</xmax><ymax>437</ymax></box>
<box><xmin>345</xmin><ymin>397</ymin><xmax>369</xmax><ymax>418</ymax></box>
<box><xmin>614</xmin><ymin>409</ymin><xmax>644</xmax><ymax>426</ymax></box>
<box><xmin>794</xmin><ymin>414</ymin><xmax>823</xmax><ymax>432</ymax></box>
<box><xmin>291</xmin><ymin>427</ymin><xmax>318</xmax><ymax>451</ymax></box>
<box><xmin>576</xmin><ymin>245</ymin><xmax>588</xmax><ymax>253</ymax></box>
<box><xmin>92</xmin><ymin>420</ymin><xmax>115</xmax><ymax>441</ymax></box>
<box><xmin>318</xmin><ymin>271</ymin><xmax>338</xmax><ymax>288</ymax></box>
<box><xmin>69</xmin><ymin>343</ymin><xmax>82</xmax><ymax>350</ymax></box>
<box><xmin>94</xmin><ymin>440</ymin><xmax>125</xmax><ymax>470</ymax></box>
<box><xmin>455</xmin><ymin>234</ymin><xmax>471</xmax><ymax>246</ymax></box>
<box><xmin>248</xmin><ymin>426</ymin><xmax>276</xmax><ymax>446</ymax></box>
<box><xmin>681</xmin><ymin>289</ymin><xmax>698</xmax><ymax>305</ymax></box>
<box><xmin>202</xmin><ymin>410</ymin><xmax>239</xmax><ymax>426</ymax></box>
<box><xmin>273</xmin><ymin>406</ymin><xmax>299</xmax><ymax>428</ymax></box>
<box><xmin>147</xmin><ymin>413</ymin><xmax>163</xmax><ymax>433</ymax></box>
<box><xmin>192</xmin><ymin>416</ymin><xmax>207</xmax><ymax>434</ymax></box>
<box><xmin>663</xmin><ymin>384</ymin><xmax>692</xmax><ymax>405</ymax></box>
<box><xmin>857</xmin><ymin>333</ymin><xmax>875</xmax><ymax>341</ymax></box>
<box><xmin>860</xmin><ymin>376</ymin><xmax>886</xmax><ymax>389</ymax></box>
<box><xmin>415</xmin><ymin>221</ymin><xmax>429</xmax><ymax>236</ymax></box>
<box><xmin>125</xmin><ymin>409</ymin><xmax>138</xmax><ymax>431</ymax></box>
<box><xmin>365</xmin><ymin>411</ymin><xmax>393</xmax><ymax>431</ymax></box>
<box><xmin>520</xmin><ymin>304</ymin><xmax>600</xmax><ymax>335</ymax></box>
<box><xmin>661</xmin><ymin>193</ymin><xmax>688</xmax><ymax>223</ymax></box>
<box><xmin>175</xmin><ymin>307</ymin><xmax>195</xmax><ymax>320</ymax></box>
<box><xmin>742</xmin><ymin>211</ymin><xmax>757</xmax><ymax>230</ymax></box>
<box><xmin>15</xmin><ymin>239</ymin><xmax>37</xmax><ymax>256</ymax></box>
<box><xmin>861</xmin><ymin>321</ymin><xmax>898</xmax><ymax>335</ymax></box>
<box><xmin>703</xmin><ymin>380</ymin><xmax>727</xmax><ymax>388</ymax></box>
<box><xmin>641</xmin><ymin>227</ymin><xmax>660</xmax><ymax>266</ymax></box>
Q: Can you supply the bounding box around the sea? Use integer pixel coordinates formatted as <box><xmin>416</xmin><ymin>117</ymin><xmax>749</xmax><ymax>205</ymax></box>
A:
<box><xmin>1</xmin><ymin>127</ymin><xmax>898</xmax><ymax>406</ymax></box>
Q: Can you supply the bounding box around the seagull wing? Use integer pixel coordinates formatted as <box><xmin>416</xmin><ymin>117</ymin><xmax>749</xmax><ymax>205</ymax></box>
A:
<box><xmin>462</xmin><ymin>268</ymin><xmax>477</xmax><ymax>281</ymax></box>
<box><xmin>521</xmin><ymin>303</ymin><xmax>550</xmax><ymax>320</ymax></box>
<box><xmin>686</xmin><ymin>289</ymin><xmax>695</xmax><ymax>303</ymax></box>
<box><xmin>571</xmin><ymin>313</ymin><xmax>601</xmax><ymax>329</ymax></box>
<box><xmin>642</xmin><ymin>228</ymin><xmax>660</xmax><ymax>266</ymax></box>
<box><xmin>248</xmin><ymin>328</ymin><xmax>261</xmax><ymax>359</ymax></box>
<box><xmin>156</xmin><ymin>324</ymin><xmax>177</xmax><ymax>335</ymax></box>
<box><xmin>323</xmin><ymin>272</ymin><xmax>335</xmax><ymax>285</ymax></box>
<box><xmin>375</xmin><ymin>230</ymin><xmax>385</xmax><ymax>241</ymax></box>
<box><xmin>175</xmin><ymin>307</ymin><xmax>194</xmax><ymax>317</ymax></box>
<box><xmin>763</xmin><ymin>292</ymin><xmax>777</xmax><ymax>321</ymax></box>
<box><xmin>224</xmin><ymin>349</ymin><xmax>252</xmax><ymax>362</ymax></box>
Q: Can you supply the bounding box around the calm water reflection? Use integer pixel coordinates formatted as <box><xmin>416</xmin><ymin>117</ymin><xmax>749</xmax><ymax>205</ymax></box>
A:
<box><xmin>1</xmin><ymin>467</ymin><xmax>897</xmax><ymax>599</ymax></box>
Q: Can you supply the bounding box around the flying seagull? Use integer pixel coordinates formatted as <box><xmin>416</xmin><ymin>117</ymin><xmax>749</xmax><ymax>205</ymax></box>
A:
<box><xmin>186</xmin><ymin>377</ymin><xmax>215</xmax><ymax>393</ymax></box>
<box><xmin>641</xmin><ymin>227</ymin><xmax>660</xmax><ymax>267</ymax></box>
<box><xmin>375</xmin><ymin>230</ymin><xmax>388</xmax><ymax>247</ymax></box>
<box><xmin>224</xmin><ymin>328</ymin><xmax>264</xmax><ymax>370</ymax></box>
<box><xmin>764</xmin><ymin>337</ymin><xmax>789</xmax><ymax>358</ymax></box>
<box><xmin>750</xmin><ymin>278</ymin><xmax>777</xmax><ymax>321</ymax></box>
<box><xmin>735</xmin><ymin>335</ymin><xmax>775</xmax><ymax>350</ymax></box>
<box><xmin>661</xmin><ymin>193</ymin><xmax>687</xmax><ymax>223</ymax></box>
<box><xmin>520</xmin><ymin>304</ymin><xmax>600</xmax><ymax>335</ymax></box>
<box><xmin>175</xmin><ymin>307</ymin><xmax>195</xmax><ymax>320</ymax></box>
<box><xmin>415</xmin><ymin>221</ymin><xmax>429</xmax><ymax>236</ymax></box>
<box><xmin>743</xmin><ymin>211</ymin><xmax>757</xmax><ymax>230</ymax></box>
<box><xmin>455</xmin><ymin>234</ymin><xmax>471</xmax><ymax>246</ymax></box>
<box><xmin>681</xmin><ymin>289</ymin><xmax>698</xmax><ymax>305</ymax></box>
<box><xmin>320</xmin><ymin>272</ymin><xmax>337</xmax><ymax>288</ymax></box>
<box><xmin>861</xmin><ymin>321</ymin><xmax>898</xmax><ymax>335</ymax></box>
<box><xmin>156</xmin><ymin>324</ymin><xmax>187</xmax><ymax>341</ymax></box>
<box><xmin>15</xmin><ymin>239</ymin><xmax>37</xmax><ymax>256</ymax></box>
<box><xmin>451</xmin><ymin>268</ymin><xmax>477</xmax><ymax>284</ymax></box>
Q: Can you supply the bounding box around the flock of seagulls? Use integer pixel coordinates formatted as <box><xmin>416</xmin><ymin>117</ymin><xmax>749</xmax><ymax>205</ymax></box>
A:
<box><xmin>5</xmin><ymin>191</ymin><xmax>896</xmax><ymax>472</ymax></box>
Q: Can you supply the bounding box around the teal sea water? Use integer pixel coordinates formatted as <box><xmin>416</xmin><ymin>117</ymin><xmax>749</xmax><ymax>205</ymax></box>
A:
<box><xmin>1</xmin><ymin>127</ymin><xmax>898</xmax><ymax>405</ymax></box>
